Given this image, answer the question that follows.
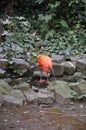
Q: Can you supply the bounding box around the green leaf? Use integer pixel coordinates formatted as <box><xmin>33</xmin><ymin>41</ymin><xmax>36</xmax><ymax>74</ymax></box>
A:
<box><xmin>38</xmin><ymin>14</ymin><xmax>52</xmax><ymax>23</ymax></box>
<box><xmin>36</xmin><ymin>0</ymin><xmax>44</xmax><ymax>4</ymax></box>
<box><xmin>68</xmin><ymin>0</ymin><xmax>79</xmax><ymax>6</ymax></box>
<box><xmin>65</xmin><ymin>45</ymin><xmax>73</xmax><ymax>55</ymax></box>
<box><xmin>38</xmin><ymin>14</ymin><xmax>44</xmax><ymax>21</ymax></box>
<box><xmin>60</xmin><ymin>20</ymin><xmax>68</xmax><ymax>28</ymax></box>
<box><xmin>40</xmin><ymin>23</ymin><xmax>49</xmax><ymax>32</ymax></box>
<box><xmin>15</xmin><ymin>16</ymin><xmax>25</xmax><ymax>20</ymax></box>
<box><xmin>32</xmin><ymin>59</ymin><xmax>37</xmax><ymax>63</ymax></box>
<box><xmin>45</xmin><ymin>30</ymin><xmax>55</xmax><ymax>39</ymax></box>
<box><xmin>49</xmin><ymin>1</ymin><xmax>60</xmax><ymax>9</ymax></box>
<box><xmin>82</xmin><ymin>0</ymin><xmax>86</xmax><ymax>3</ymax></box>
<box><xmin>44</xmin><ymin>15</ymin><xmax>52</xmax><ymax>23</ymax></box>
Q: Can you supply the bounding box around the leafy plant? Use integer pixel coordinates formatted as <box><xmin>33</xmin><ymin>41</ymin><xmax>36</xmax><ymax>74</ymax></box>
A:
<box><xmin>0</xmin><ymin>16</ymin><xmax>42</xmax><ymax>61</ymax></box>
<box><xmin>35</xmin><ymin>0</ymin><xmax>86</xmax><ymax>39</ymax></box>
<box><xmin>0</xmin><ymin>15</ymin><xmax>86</xmax><ymax>63</ymax></box>
<box><xmin>70</xmin><ymin>90</ymin><xmax>86</xmax><ymax>101</ymax></box>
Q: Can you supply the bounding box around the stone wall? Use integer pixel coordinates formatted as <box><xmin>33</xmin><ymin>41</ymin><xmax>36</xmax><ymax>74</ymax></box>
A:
<box><xmin>0</xmin><ymin>54</ymin><xmax>86</xmax><ymax>106</ymax></box>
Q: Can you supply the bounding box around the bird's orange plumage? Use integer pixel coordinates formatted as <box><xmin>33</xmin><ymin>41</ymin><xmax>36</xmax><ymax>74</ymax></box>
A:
<box><xmin>38</xmin><ymin>55</ymin><xmax>53</xmax><ymax>73</ymax></box>
<box><xmin>38</xmin><ymin>55</ymin><xmax>53</xmax><ymax>84</ymax></box>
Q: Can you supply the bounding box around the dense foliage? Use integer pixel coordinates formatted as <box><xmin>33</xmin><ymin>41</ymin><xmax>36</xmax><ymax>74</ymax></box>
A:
<box><xmin>0</xmin><ymin>0</ymin><xmax>86</xmax><ymax>58</ymax></box>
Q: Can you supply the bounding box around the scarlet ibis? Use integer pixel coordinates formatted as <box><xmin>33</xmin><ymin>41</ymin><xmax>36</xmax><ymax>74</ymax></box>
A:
<box><xmin>38</xmin><ymin>55</ymin><xmax>53</xmax><ymax>84</ymax></box>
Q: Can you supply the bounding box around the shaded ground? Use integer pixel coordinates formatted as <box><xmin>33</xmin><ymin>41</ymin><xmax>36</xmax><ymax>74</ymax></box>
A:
<box><xmin>0</xmin><ymin>73</ymin><xmax>86</xmax><ymax>130</ymax></box>
<box><xmin>0</xmin><ymin>101</ymin><xmax>86</xmax><ymax>130</ymax></box>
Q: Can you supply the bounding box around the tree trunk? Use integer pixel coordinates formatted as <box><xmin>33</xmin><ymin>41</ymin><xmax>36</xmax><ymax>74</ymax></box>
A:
<box><xmin>5</xmin><ymin>0</ymin><xmax>14</xmax><ymax>17</ymax></box>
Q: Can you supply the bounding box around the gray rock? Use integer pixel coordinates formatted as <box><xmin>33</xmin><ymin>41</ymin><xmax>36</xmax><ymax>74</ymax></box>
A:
<box><xmin>70</xmin><ymin>55</ymin><xmax>80</xmax><ymax>62</ymax></box>
<box><xmin>82</xmin><ymin>54</ymin><xmax>86</xmax><ymax>58</ymax></box>
<box><xmin>0</xmin><ymin>54</ymin><xmax>6</xmax><ymax>58</ymax></box>
<box><xmin>12</xmin><ymin>77</ymin><xmax>31</xmax><ymax>85</ymax></box>
<box><xmin>48</xmin><ymin>80</ymin><xmax>72</xmax><ymax>104</ymax></box>
<box><xmin>13</xmin><ymin>82</ymin><xmax>30</xmax><ymax>89</ymax></box>
<box><xmin>0</xmin><ymin>69</ymin><xmax>6</xmax><ymax>77</ymax></box>
<box><xmin>11</xmin><ymin>43</ymin><xmax>23</xmax><ymax>52</ymax></box>
<box><xmin>0</xmin><ymin>80</ymin><xmax>12</xmax><ymax>94</ymax></box>
<box><xmin>0</xmin><ymin>47</ymin><xmax>3</xmax><ymax>53</ymax></box>
<box><xmin>51</xmin><ymin>54</ymin><xmax>65</xmax><ymax>63</ymax></box>
<box><xmin>62</xmin><ymin>61</ymin><xmax>76</xmax><ymax>75</ymax></box>
<box><xmin>0</xmin><ymin>86</ymin><xmax>9</xmax><ymax>95</ymax></box>
<box><xmin>33</xmin><ymin>71</ymin><xmax>50</xmax><ymax>77</ymax></box>
<box><xmin>53</xmin><ymin>62</ymin><xmax>64</xmax><ymax>76</ymax></box>
<box><xmin>77</xmin><ymin>58</ymin><xmax>86</xmax><ymax>76</ymax></box>
<box><xmin>32</xmin><ymin>86</ymin><xmax>39</xmax><ymax>92</ymax></box>
<box><xmin>33</xmin><ymin>63</ymin><xmax>39</xmax><ymax>71</ymax></box>
<box><xmin>4</xmin><ymin>95</ymin><xmax>25</xmax><ymax>106</ymax></box>
<box><xmin>11</xmin><ymin>90</ymin><xmax>25</xmax><ymax>98</ymax></box>
<box><xmin>13</xmin><ymin>58</ymin><xmax>31</xmax><ymax>73</ymax></box>
<box><xmin>0</xmin><ymin>59</ymin><xmax>9</xmax><ymax>69</ymax></box>
<box><xmin>23</xmin><ymin>88</ymin><xmax>38</xmax><ymax>103</ymax></box>
<box><xmin>0</xmin><ymin>93</ymin><xmax>4</xmax><ymax>107</ymax></box>
<box><xmin>69</xmin><ymin>80</ymin><xmax>86</xmax><ymax>95</ymax></box>
<box><xmin>4</xmin><ymin>78</ymin><xmax>12</xmax><ymax>83</ymax></box>
<box><xmin>3</xmin><ymin>89</ymin><xmax>26</xmax><ymax>106</ymax></box>
<box><xmin>38</xmin><ymin>89</ymin><xmax>55</xmax><ymax>104</ymax></box>
<box><xmin>64</xmin><ymin>72</ymin><xmax>84</xmax><ymax>82</ymax></box>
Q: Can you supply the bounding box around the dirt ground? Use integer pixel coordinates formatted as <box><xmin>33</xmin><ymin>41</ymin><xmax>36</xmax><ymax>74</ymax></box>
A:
<box><xmin>0</xmin><ymin>101</ymin><xmax>86</xmax><ymax>130</ymax></box>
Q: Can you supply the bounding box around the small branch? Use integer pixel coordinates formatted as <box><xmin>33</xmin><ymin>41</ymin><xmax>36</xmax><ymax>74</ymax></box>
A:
<box><xmin>40</xmin><ymin>110</ymin><xmax>86</xmax><ymax>117</ymax></box>
<box><xmin>40</xmin><ymin>110</ymin><xmax>63</xmax><ymax>115</ymax></box>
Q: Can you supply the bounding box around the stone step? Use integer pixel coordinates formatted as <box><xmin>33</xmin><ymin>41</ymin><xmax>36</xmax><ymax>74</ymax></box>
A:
<box><xmin>47</xmin><ymin>80</ymin><xmax>72</xmax><ymax>104</ymax></box>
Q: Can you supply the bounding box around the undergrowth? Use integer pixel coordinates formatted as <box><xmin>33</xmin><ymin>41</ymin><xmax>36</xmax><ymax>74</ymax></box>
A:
<box><xmin>0</xmin><ymin>16</ymin><xmax>86</xmax><ymax>63</ymax></box>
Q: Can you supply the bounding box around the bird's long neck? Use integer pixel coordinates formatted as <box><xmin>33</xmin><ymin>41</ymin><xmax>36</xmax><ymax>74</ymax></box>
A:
<box><xmin>50</xmin><ymin>66</ymin><xmax>56</xmax><ymax>81</ymax></box>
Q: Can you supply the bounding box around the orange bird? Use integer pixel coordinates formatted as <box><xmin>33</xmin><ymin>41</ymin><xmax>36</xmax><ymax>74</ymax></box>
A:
<box><xmin>38</xmin><ymin>55</ymin><xmax>53</xmax><ymax>84</ymax></box>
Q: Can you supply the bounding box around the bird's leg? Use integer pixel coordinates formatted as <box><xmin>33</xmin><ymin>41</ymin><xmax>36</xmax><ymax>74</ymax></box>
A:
<box><xmin>46</xmin><ymin>73</ymin><xmax>50</xmax><ymax>85</ymax></box>
<box><xmin>39</xmin><ymin>71</ymin><xmax>45</xmax><ymax>83</ymax></box>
